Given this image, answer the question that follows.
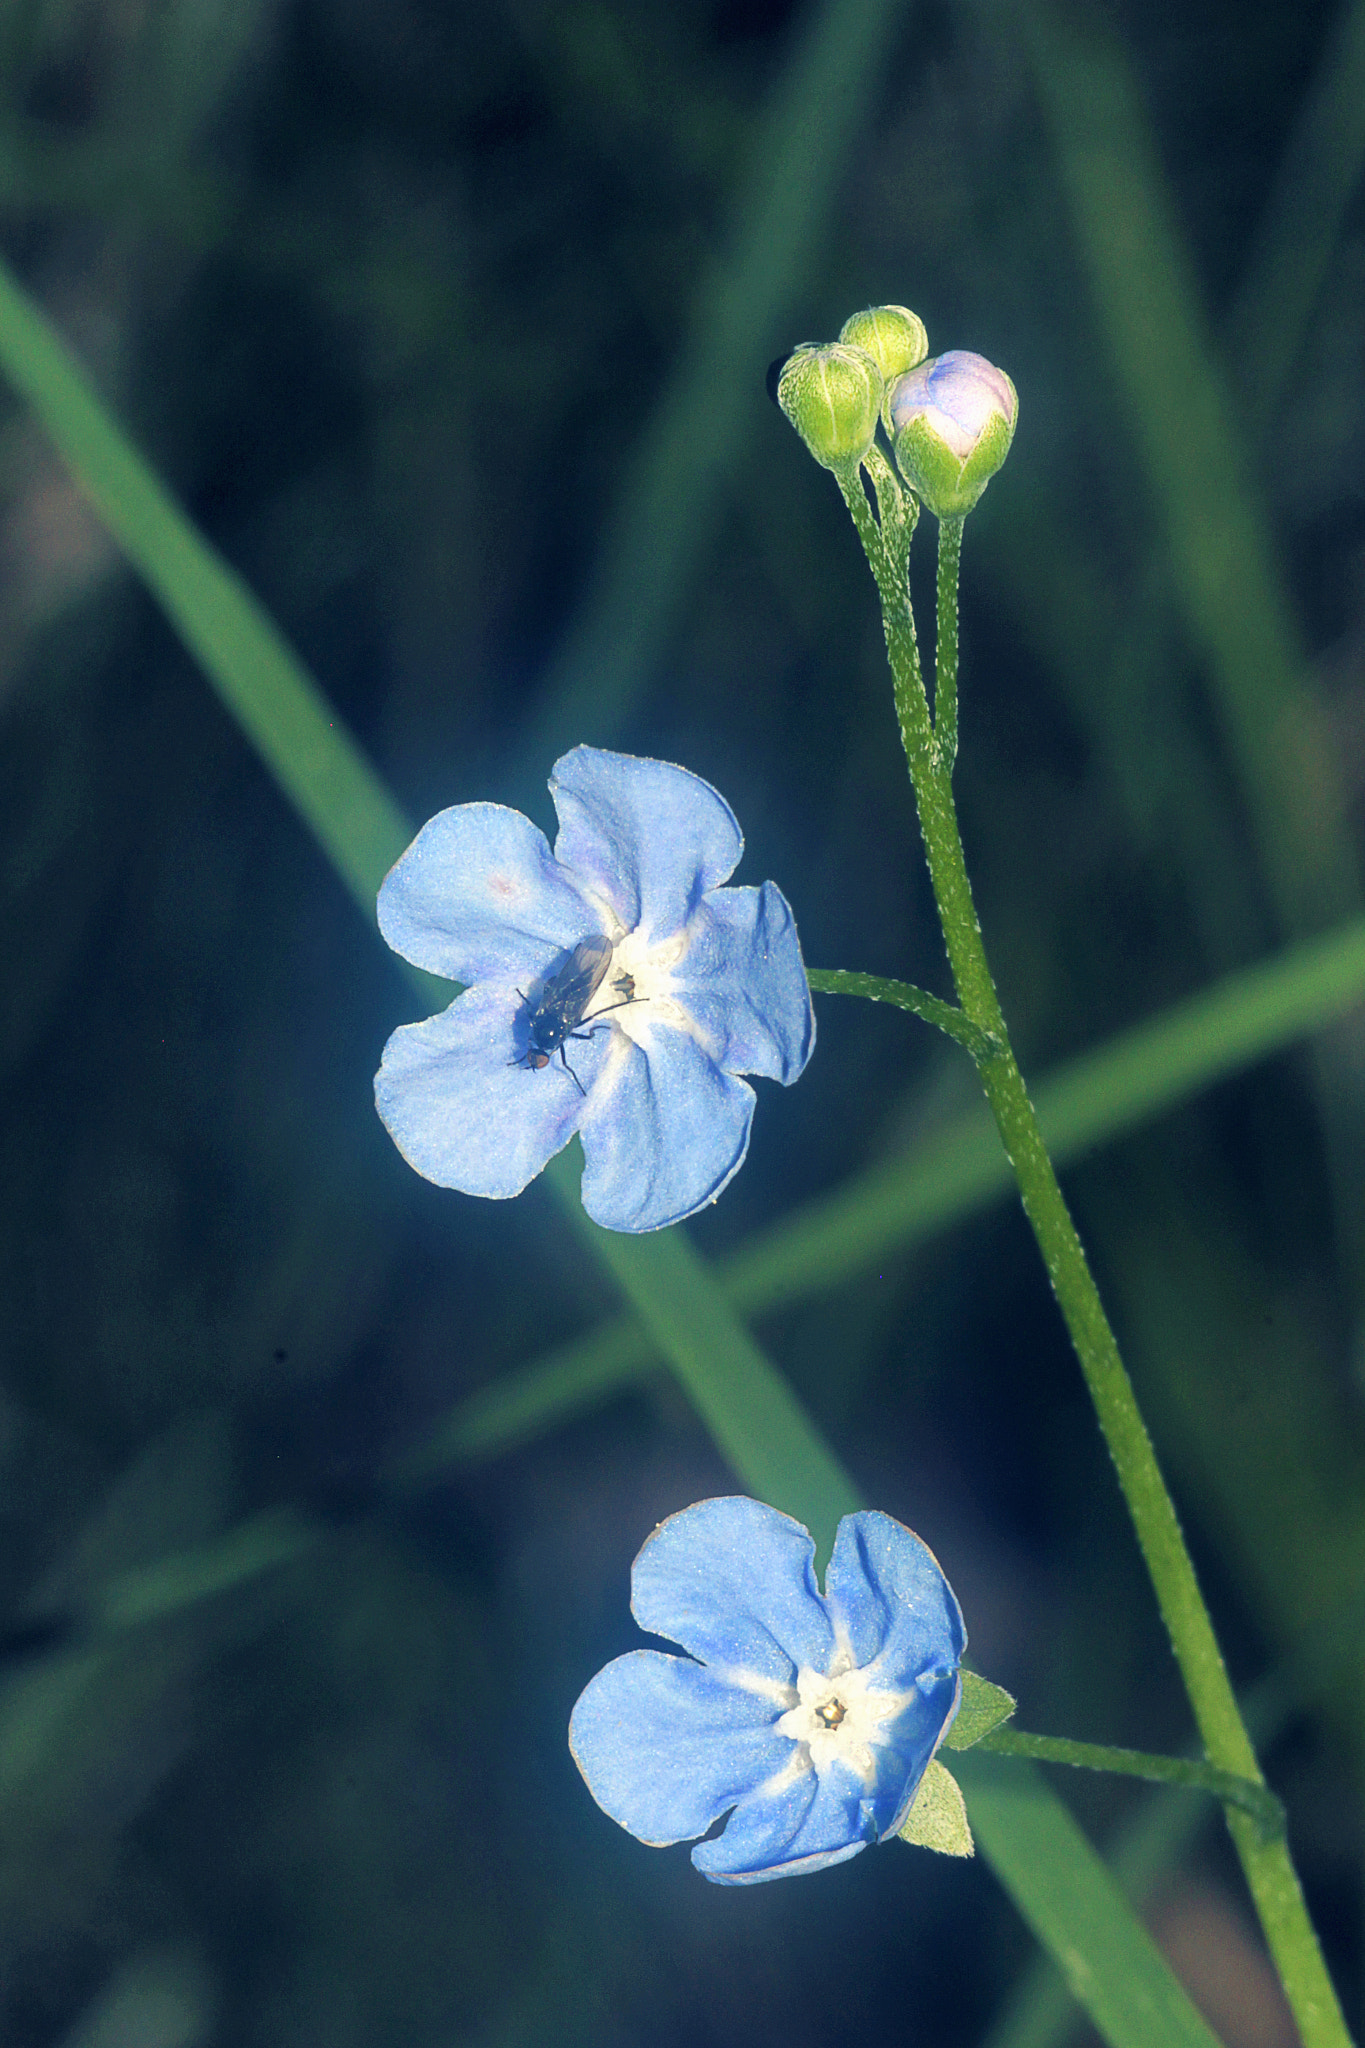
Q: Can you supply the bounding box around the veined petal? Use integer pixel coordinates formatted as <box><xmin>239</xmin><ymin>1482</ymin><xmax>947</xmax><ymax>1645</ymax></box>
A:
<box><xmin>630</xmin><ymin>1498</ymin><xmax>835</xmax><ymax>1683</ymax></box>
<box><xmin>378</xmin><ymin>803</ymin><xmax>597</xmax><ymax>985</ymax></box>
<box><xmin>569</xmin><ymin>1650</ymin><xmax>791</xmax><ymax>1846</ymax></box>
<box><xmin>374</xmin><ymin>983</ymin><xmax>603</xmax><ymax>1197</ymax></box>
<box><xmin>694</xmin><ymin>1760</ymin><xmax>871</xmax><ymax>1885</ymax></box>
<box><xmin>577</xmin><ymin>1029</ymin><xmax>754</xmax><ymax>1232</ymax></box>
<box><xmin>550</xmin><ymin>747</ymin><xmax>743</xmax><ymax>940</ymax></box>
<box><xmin>824</xmin><ymin>1511</ymin><xmax>966</xmax><ymax>1685</ymax></box>
<box><xmin>676</xmin><ymin>883</ymin><xmax>815</xmax><ymax>1082</ymax></box>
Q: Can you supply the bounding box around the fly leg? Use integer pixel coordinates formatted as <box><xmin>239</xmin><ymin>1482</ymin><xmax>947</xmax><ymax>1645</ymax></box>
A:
<box><xmin>557</xmin><ymin>1044</ymin><xmax>588</xmax><ymax>1096</ymax></box>
<box><xmin>556</xmin><ymin>992</ymin><xmax>648</xmax><ymax>1092</ymax></box>
<box><xmin>580</xmin><ymin>991</ymin><xmax>644</xmax><ymax>1026</ymax></box>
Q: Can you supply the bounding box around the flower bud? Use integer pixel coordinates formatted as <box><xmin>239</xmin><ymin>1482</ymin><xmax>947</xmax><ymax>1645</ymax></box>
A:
<box><xmin>886</xmin><ymin>350</ymin><xmax>1017</xmax><ymax>518</ymax></box>
<box><xmin>837</xmin><ymin>304</ymin><xmax>928</xmax><ymax>386</ymax></box>
<box><xmin>776</xmin><ymin>342</ymin><xmax>882</xmax><ymax>470</ymax></box>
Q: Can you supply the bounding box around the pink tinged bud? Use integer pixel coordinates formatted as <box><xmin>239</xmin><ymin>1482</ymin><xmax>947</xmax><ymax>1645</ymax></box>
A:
<box><xmin>886</xmin><ymin>350</ymin><xmax>1018</xmax><ymax>518</ymax></box>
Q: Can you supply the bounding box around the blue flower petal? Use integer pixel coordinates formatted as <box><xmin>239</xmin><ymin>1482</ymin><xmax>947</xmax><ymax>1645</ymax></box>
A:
<box><xmin>577</xmin><ymin>1029</ymin><xmax>756</xmax><ymax>1231</ymax></box>
<box><xmin>569</xmin><ymin>1649</ymin><xmax>791</xmax><ymax>1846</ymax></box>
<box><xmin>374</xmin><ymin>982</ymin><xmax>605</xmax><ymax>1196</ymax></box>
<box><xmin>378</xmin><ymin>803</ymin><xmax>598</xmax><ymax>985</ymax></box>
<box><xmin>629</xmin><ymin>1498</ymin><xmax>835</xmax><ymax>1683</ymax></box>
<box><xmin>880</xmin><ymin>1669</ymin><xmax>964</xmax><ymax>1836</ymax></box>
<box><xmin>677</xmin><ymin>882</ymin><xmax>815</xmax><ymax>1082</ymax></box>
<box><xmin>694</xmin><ymin>1762</ymin><xmax>871</xmax><ymax>1885</ymax></box>
<box><xmin>550</xmin><ymin>747</ymin><xmax>743</xmax><ymax>939</ymax></box>
<box><xmin>824</xmin><ymin>1511</ymin><xmax>966</xmax><ymax>1681</ymax></box>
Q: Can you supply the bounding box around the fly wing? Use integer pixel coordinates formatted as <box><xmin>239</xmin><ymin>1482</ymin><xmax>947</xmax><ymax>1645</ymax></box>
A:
<box><xmin>554</xmin><ymin>934</ymin><xmax>613</xmax><ymax>1016</ymax></box>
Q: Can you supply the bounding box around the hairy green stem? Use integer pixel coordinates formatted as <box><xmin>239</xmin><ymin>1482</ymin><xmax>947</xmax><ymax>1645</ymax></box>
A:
<box><xmin>841</xmin><ymin>477</ymin><xmax>1350</xmax><ymax>2048</ymax></box>
<box><xmin>834</xmin><ymin>460</ymin><xmax>931</xmax><ymax>775</ymax></box>
<box><xmin>863</xmin><ymin>439</ymin><xmax>917</xmax><ymax>554</ymax></box>
<box><xmin>934</xmin><ymin>515</ymin><xmax>963</xmax><ymax>769</ymax></box>
<box><xmin>805</xmin><ymin>966</ymin><xmax>997</xmax><ymax>1055</ymax></box>
<box><xmin>978</xmin><ymin>1728</ymin><xmax>1284</xmax><ymax>1838</ymax></box>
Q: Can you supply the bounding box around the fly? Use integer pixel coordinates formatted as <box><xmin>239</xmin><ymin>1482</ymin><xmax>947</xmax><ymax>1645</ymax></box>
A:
<box><xmin>512</xmin><ymin>936</ymin><xmax>635</xmax><ymax>1095</ymax></box>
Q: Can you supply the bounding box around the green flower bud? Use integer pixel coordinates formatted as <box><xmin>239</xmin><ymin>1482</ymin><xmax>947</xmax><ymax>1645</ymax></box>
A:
<box><xmin>886</xmin><ymin>349</ymin><xmax>1018</xmax><ymax>518</ymax></box>
<box><xmin>837</xmin><ymin>304</ymin><xmax>929</xmax><ymax>387</ymax></box>
<box><xmin>776</xmin><ymin>342</ymin><xmax>882</xmax><ymax>470</ymax></box>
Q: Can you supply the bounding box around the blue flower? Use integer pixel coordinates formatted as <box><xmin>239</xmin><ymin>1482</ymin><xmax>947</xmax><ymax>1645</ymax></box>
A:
<box><xmin>569</xmin><ymin>1497</ymin><xmax>965</xmax><ymax>1884</ymax></box>
<box><xmin>374</xmin><ymin>746</ymin><xmax>815</xmax><ymax>1233</ymax></box>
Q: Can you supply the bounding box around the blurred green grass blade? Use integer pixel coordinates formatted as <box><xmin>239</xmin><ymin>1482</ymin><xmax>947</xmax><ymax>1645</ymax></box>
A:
<box><xmin>552</xmin><ymin>1175</ymin><xmax>860</xmax><ymax>1560</ymax></box>
<box><xmin>984</xmin><ymin>1783</ymin><xmax>1202</xmax><ymax>2048</ymax></box>
<box><xmin>734</xmin><ymin>914</ymin><xmax>1365</xmax><ymax>1312</ymax></box>
<box><xmin>1022</xmin><ymin>0</ymin><xmax>1360</xmax><ymax>939</ymax></box>
<box><xmin>1225</xmin><ymin>0</ymin><xmax>1365</xmax><ymax>427</ymax></box>
<box><xmin>417</xmin><ymin>915</ymin><xmax>1365</xmax><ymax>1463</ymax></box>
<box><xmin>0</xmin><ymin>249</ymin><xmax>856</xmax><ymax>1550</ymax></box>
<box><xmin>0</xmin><ymin>257</ymin><xmax>411</xmax><ymax>918</ymax></box>
<box><xmin>528</xmin><ymin>0</ymin><xmax>908</xmax><ymax>756</ymax></box>
<box><xmin>431</xmin><ymin>921</ymin><xmax>1365</xmax><ymax>1466</ymax></box>
<box><xmin>957</xmin><ymin>1751</ymin><xmax>1224</xmax><ymax>2048</ymax></box>
<box><xmin>983</xmin><ymin>1659</ymin><xmax>1310</xmax><ymax>2048</ymax></box>
<box><xmin>389</xmin><ymin>1315</ymin><xmax>650</xmax><ymax>1478</ymax></box>
<box><xmin>1034</xmin><ymin>918</ymin><xmax>1365</xmax><ymax>1160</ymax></box>
<box><xmin>0</xmin><ymin>240</ymin><xmax>855</xmax><ymax>1545</ymax></box>
<box><xmin>96</xmin><ymin>1508</ymin><xmax>318</xmax><ymax>1634</ymax></box>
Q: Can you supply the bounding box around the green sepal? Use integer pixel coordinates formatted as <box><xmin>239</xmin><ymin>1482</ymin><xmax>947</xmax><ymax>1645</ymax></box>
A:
<box><xmin>897</xmin><ymin>1759</ymin><xmax>975</xmax><ymax>1857</ymax></box>
<box><xmin>943</xmin><ymin>1670</ymin><xmax>1017</xmax><ymax>1750</ymax></box>
<box><xmin>892</xmin><ymin>393</ymin><xmax>1016</xmax><ymax>519</ymax></box>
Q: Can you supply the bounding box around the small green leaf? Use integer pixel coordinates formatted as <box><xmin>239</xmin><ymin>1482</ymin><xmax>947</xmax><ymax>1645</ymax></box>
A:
<box><xmin>898</xmin><ymin>1760</ymin><xmax>975</xmax><ymax>1857</ymax></box>
<box><xmin>944</xmin><ymin>1670</ymin><xmax>1017</xmax><ymax>1750</ymax></box>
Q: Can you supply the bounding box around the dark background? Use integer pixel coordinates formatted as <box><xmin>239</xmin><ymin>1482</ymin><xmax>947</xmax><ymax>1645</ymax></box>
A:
<box><xmin>1</xmin><ymin>0</ymin><xmax>1363</xmax><ymax>2041</ymax></box>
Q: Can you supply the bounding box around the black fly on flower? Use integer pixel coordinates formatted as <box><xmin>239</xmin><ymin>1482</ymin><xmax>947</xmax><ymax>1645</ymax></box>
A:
<box><xmin>513</xmin><ymin>935</ymin><xmax>634</xmax><ymax>1096</ymax></box>
<box><xmin>372</xmin><ymin>745</ymin><xmax>815</xmax><ymax>1233</ymax></box>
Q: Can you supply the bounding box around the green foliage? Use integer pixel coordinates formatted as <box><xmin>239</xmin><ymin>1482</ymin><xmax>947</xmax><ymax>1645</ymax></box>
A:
<box><xmin>958</xmin><ymin>1754</ymin><xmax>1226</xmax><ymax>2048</ymax></box>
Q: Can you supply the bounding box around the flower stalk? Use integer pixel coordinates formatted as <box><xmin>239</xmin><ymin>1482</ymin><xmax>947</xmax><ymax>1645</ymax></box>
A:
<box><xmin>976</xmin><ymin>1727</ymin><xmax>1285</xmax><ymax>1839</ymax></box>
<box><xmin>804</xmin><ymin>967</ymin><xmax>998</xmax><ymax>1057</ymax></box>
<box><xmin>839</xmin><ymin>449</ymin><xmax>1351</xmax><ymax>2048</ymax></box>
<box><xmin>934</xmin><ymin>515</ymin><xmax>962</xmax><ymax>772</ymax></box>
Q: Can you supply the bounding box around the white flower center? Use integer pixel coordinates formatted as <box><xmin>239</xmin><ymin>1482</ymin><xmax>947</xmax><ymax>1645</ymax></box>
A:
<box><xmin>582</xmin><ymin>926</ymin><xmax>697</xmax><ymax>1051</ymax></box>
<box><xmin>774</xmin><ymin>1661</ymin><xmax>913</xmax><ymax>1787</ymax></box>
